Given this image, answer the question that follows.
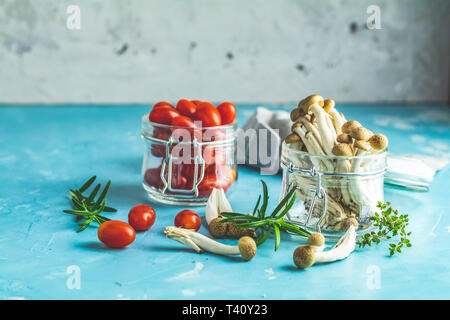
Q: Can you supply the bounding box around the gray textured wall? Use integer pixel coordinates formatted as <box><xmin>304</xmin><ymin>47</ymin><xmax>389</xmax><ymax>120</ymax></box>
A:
<box><xmin>0</xmin><ymin>0</ymin><xmax>449</xmax><ymax>104</ymax></box>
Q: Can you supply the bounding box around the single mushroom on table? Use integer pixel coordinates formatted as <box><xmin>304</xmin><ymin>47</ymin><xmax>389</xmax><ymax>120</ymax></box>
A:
<box><xmin>307</xmin><ymin>232</ymin><xmax>326</xmax><ymax>252</ymax></box>
<box><xmin>205</xmin><ymin>188</ymin><xmax>256</xmax><ymax>239</ymax></box>
<box><xmin>209</xmin><ymin>217</ymin><xmax>256</xmax><ymax>239</ymax></box>
<box><xmin>293</xmin><ymin>225</ymin><xmax>356</xmax><ymax>269</ymax></box>
<box><xmin>164</xmin><ymin>227</ymin><xmax>257</xmax><ymax>261</ymax></box>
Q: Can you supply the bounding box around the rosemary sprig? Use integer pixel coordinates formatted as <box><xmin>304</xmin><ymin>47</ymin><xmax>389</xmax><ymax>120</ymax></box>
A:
<box><xmin>357</xmin><ymin>202</ymin><xmax>411</xmax><ymax>256</ymax></box>
<box><xmin>63</xmin><ymin>176</ymin><xmax>117</xmax><ymax>232</ymax></box>
<box><xmin>221</xmin><ymin>180</ymin><xmax>310</xmax><ymax>251</ymax></box>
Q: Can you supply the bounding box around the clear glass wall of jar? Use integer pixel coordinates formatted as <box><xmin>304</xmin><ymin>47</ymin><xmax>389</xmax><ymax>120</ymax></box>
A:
<box><xmin>141</xmin><ymin>115</ymin><xmax>238</xmax><ymax>206</ymax></box>
<box><xmin>280</xmin><ymin>141</ymin><xmax>387</xmax><ymax>241</ymax></box>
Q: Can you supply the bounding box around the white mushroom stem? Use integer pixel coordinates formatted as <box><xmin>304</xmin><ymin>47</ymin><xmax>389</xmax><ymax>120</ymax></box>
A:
<box><xmin>205</xmin><ymin>188</ymin><xmax>232</xmax><ymax>225</ymax></box>
<box><xmin>314</xmin><ymin>225</ymin><xmax>356</xmax><ymax>263</ymax></box>
<box><xmin>307</xmin><ymin>103</ymin><xmax>336</xmax><ymax>155</ymax></box>
<box><xmin>297</xmin><ymin>116</ymin><xmax>324</xmax><ymax>150</ymax></box>
<box><xmin>293</xmin><ymin>126</ymin><xmax>332</xmax><ymax>171</ymax></box>
<box><xmin>164</xmin><ymin>226</ymin><xmax>240</xmax><ymax>255</ymax></box>
<box><xmin>329</xmin><ymin>109</ymin><xmax>345</xmax><ymax>135</ymax></box>
<box><xmin>350</xmin><ymin>149</ymin><xmax>368</xmax><ymax>172</ymax></box>
<box><xmin>292</xmin><ymin>126</ymin><xmax>323</xmax><ymax>162</ymax></box>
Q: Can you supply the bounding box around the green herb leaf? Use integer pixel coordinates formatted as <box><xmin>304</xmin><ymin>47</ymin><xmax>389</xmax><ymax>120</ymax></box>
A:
<box><xmin>63</xmin><ymin>176</ymin><xmax>116</xmax><ymax>232</ymax></box>
<box><xmin>270</xmin><ymin>187</ymin><xmax>295</xmax><ymax>218</ymax></box>
<box><xmin>220</xmin><ymin>180</ymin><xmax>309</xmax><ymax>251</ymax></box>
<box><xmin>357</xmin><ymin>202</ymin><xmax>411</xmax><ymax>256</ymax></box>
<box><xmin>259</xmin><ymin>180</ymin><xmax>269</xmax><ymax>219</ymax></box>
<box><xmin>273</xmin><ymin>224</ymin><xmax>281</xmax><ymax>251</ymax></box>
<box><xmin>79</xmin><ymin>176</ymin><xmax>96</xmax><ymax>193</ymax></box>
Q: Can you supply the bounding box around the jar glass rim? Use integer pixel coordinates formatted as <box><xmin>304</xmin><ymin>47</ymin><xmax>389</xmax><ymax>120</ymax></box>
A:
<box><xmin>282</xmin><ymin>141</ymin><xmax>387</xmax><ymax>160</ymax></box>
<box><xmin>142</xmin><ymin>114</ymin><xmax>237</xmax><ymax>131</ymax></box>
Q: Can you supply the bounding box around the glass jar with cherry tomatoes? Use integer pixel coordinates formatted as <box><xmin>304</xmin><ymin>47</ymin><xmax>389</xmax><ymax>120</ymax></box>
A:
<box><xmin>141</xmin><ymin>100</ymin><xmax>238</xmax><ymax>206</ymax></box>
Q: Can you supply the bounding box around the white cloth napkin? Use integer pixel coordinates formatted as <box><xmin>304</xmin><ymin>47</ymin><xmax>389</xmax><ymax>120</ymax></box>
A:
<box><xmin>238</xmin><ymin>107</ymin><xmax>448</xmax><ymax>190</ymax></box>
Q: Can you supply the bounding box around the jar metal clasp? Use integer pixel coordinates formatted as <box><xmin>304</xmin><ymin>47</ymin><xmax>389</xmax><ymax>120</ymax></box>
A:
<box><xmin>287</xmin><ymin>163</ymin><xmax>327</xmax><ymax>232</ymax></box>
<box><xmin>160</xmin><ymin>136</ymin><xmax>205</xmax><ymax>196</ymax></box>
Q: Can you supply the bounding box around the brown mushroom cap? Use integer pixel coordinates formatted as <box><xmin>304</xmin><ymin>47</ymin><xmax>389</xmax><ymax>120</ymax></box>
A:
<box><xmin>341</xmin><ymin>120</ymin><xmax>361</xmax><ymax>134</ymax></box>
<box><xmin>332</xmin><ymin>143</ymin><xmax>353</xmax><ymax>156</ymax></box>
<box><xmin>369</xmin><ymin>134</ymin><xmax>389</xmax><ymax>151</ymax></box>
<box><xmin>350</xmin><ymin>127</ymin><xmax>372</xmax><ymax>141</ymax></box>
<box><xmin>336</xmin><ymin>133</ymin><xmax>353</xmax><ymax>144</ymax></box>
<box><xmin>298</xmin><ymin>94</ymin><xmax>324</xmax><ymax>114</ymax></box>
<box><xmin>285</xmin><ymin>133</ymin><xmax>301</xmax><ymax>144</ymax></box>
<box><xmin>323</xmin><ymin>99</ymin><xmax>335</xmax><ymax>113</ymax></box>
<box><xmin>307</xmin><ymin>232</ymin><xmax>325</xmax><ymax>246</ymax></box>
<box><xmin>293</xmin><ymin>245</ymin><xmax>315</xmax><ymax>269</ymax></box>
<box><xmin>238</xmin><ymin>236</ymin><xmax>257</xmax><ymax>261</ymax></box>
<box><xmin>354</xmin><ymin>140</ymin><xmax>370</xmax><ymax>152</ymax></box>
<box><xmin>227</xmin><ymin>223</ymin><xmax>256</xmax><ymax>239</ymax></box>
<box><xmin>290</xmin><ymin>108</ymin><xmax>301</xmax><ymax>121</ymax></box>
<box><xmin>337</xmin><ymin>217</ymin><xmax>359</xmax><ymax>231</ymax></box>
<box><xmin>291</xmin><ymin>121</ymin><xmax>303</xmax><ymax>132</ymax></box>
<box><xmin>209</xmin><ymin>217</ymin><xmax>228</xmax><ymax>238</ymax></box>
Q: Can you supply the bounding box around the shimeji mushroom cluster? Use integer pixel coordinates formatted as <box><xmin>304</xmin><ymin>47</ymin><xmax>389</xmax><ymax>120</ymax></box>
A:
<box><xmin>285</xmin><ymin>94</ymin><xmax>388</xmax><ymax>231</ymax></box>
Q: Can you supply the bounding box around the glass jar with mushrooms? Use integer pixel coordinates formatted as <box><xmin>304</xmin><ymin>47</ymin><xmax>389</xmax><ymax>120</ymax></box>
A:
<box><xmin>280</xmin><ymin>95</ymin><xmax>388</xmax><ymax>241</ymax></box>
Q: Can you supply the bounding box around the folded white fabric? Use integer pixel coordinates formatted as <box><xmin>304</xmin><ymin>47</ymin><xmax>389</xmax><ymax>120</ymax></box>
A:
<box><xmin>385</xmin><ymin>154</ymin><xmax>448</xmax><ymax>191</ymax></box>
<box><xmin>238</xmin><ymin>107</ymin><xmax>448</xmax><ymax>190</ymax></box>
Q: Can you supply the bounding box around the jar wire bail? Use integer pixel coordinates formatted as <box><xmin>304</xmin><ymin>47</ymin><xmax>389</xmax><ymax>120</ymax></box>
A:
<box><xmin>287</xmin><ymin>163</ymin><xmax>328</xmax><ymax>232</ymax></box>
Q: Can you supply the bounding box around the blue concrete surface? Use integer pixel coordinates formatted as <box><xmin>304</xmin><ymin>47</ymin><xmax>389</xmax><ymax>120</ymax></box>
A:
<box><xmin>0</xmin><ymin>104</ymin><xmax>449</xmax><ymax>300</ymax></box>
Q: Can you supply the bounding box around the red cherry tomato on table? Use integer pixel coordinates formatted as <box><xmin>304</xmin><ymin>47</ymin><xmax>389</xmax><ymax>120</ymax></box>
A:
<box><xmin>128</xmin><ymin>204</ymin><xmax>156</xmax><ymax>231</ymax></box>
<box><xmin>195</xmin><ymin>102</ymin><xmax>222</xmax><ymax>127</ymax></box>
<box><xmin>176</xmin><ymin>99</ymin><xmax>197</xmax><ymax>117</ymax></box>
<box><xmin>217</xmin><ymin>102</ymin><xmax>236</xmax><ymax>125</ymax></box>
<box><xmin>174</xmin><ymin>210</ymin><xmax>201</xmax><ymax>231</ymax></box>
<box><xmin>98</xmin><ymin>220</ymin><xmax>136</xmax><ymax>248</ymax></box>
<box><xmin>153</xmin><ymin>101</ymin><xmax>174</xmax><ymax>109</ymax></box>
<box><xmin>149</xmin><ymin>105</ymin><xmax>180</xmax><ymax>125</ymax></box>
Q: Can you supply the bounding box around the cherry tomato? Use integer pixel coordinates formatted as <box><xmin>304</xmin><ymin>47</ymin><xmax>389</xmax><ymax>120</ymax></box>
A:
<box><xmin>144</xmin><ymin>167</ymin><xmax>163</xmax><ymax>188</ymax></box>
<box><xmin>149</xmin><ymin>105</ymin><xmax>180</xmax><ymax>125</ymax></box>
<box><xmin>153</xmin><ymin>101</ymin><xmax>174</xmax><ymax>109</ymax></box>
<box><xmin>176</xmin><ymin>99</ymin><xmax>197</xmax><ymax>117</ymax></box>
<box><xmin>215</xmin><ymin>165</ymin><xmax>237</xmax><ymax>183</ymax></box>
<box><xmin>202</xmin><ymin>128</ymin><xmax>226</xmax><ymax>142</ymax></box>
<box><xmin>128</xmin><ymin>204</ymin><xmax>156</xmax><ymax>231</ymax></box>
<box><xmin>166</xmin><ymin>164</ymin><xmax>188</xmax><ymax>189</ymax></box>
<box><xmin>203</xmin><ymin>147</ymin><xmax>226</xmax><ymax>166</ymax></box>
<box><xmin>144</xmin><ymin>166</ymin><xmax>188</xmax><ymax>190</ymax></box>
<box><xmin>217</xmin><ymin>102</ymin><xmax>236</xmax><ymax>125</ymax></box>
<box><xmin>98</xmin><ymin>220</ymin><xmax>136</xmax><ymax>248</ymax></box>
<box><xmin>174</xmin><ymin>210</ymin><xmax>201</xmax><ymax>231</ymax></box>
<box><xmin>195</xmin><ymin>102</ymin><xmax>222</xmax><ymax>127</ymax></box>
<box><xmin>191</xmin><ymin>100</ymin><xmax>202</xmax><ymax>107</ymax></box>
<box><xmin>151</xmin><ymin>128</ymin><xmax>172</xmax><ymax>157</ymax></box>
<box><xmin>197</xmin><ymin>173</ymin><xmax>230</xmax><ymax>197</ymax></box>
<box><xmin>171</xmin><ymin>115</ymin><xmax>195</xmax><ymax>128</ymax></box>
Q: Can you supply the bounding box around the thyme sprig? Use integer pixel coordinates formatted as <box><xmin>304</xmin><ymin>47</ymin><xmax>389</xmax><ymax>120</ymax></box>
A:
<box><xmin>357</xmin><ymin>202</ymin><xmax>411</xmax><ymax>256</ymax></box>
<box><xmin>220</xmin><ymin>180</ymin><xmax>310</xmax><ymax>251</ymax></box>
<box><xmin>63</xmin><ymin>176</ymin><xmax>117</xmax><ymax>232</ymax></box>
